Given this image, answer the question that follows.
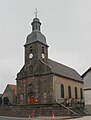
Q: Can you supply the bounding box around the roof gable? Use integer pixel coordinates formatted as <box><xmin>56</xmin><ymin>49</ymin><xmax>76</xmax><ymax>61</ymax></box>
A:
<box><xmin>82</xmin><ymin>67</ymin><xmax>91</xmax><ymax>78</ymax></box>
<box><xmin>3</xmin><ymin>84</ymin><xmax>16</xmax><ymax>96</ymax></box>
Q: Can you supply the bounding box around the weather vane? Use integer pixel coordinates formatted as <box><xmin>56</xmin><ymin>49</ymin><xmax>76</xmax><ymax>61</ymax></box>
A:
<box><xmin>34</xmin><ymin>8</ymin><xmax>38</xmax><ymax>18</ymax></box>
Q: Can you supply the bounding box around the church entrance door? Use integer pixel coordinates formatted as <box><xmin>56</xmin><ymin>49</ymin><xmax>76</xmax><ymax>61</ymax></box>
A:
<box><xmin>28</xmin><ymin>96</ymin><xmax>36</xmax><ymax>104</ymax></box>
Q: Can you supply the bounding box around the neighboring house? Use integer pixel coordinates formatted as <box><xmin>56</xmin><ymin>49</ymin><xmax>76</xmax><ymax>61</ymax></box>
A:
<box><xmin>2</xmin><ymin>84</ymin><xmax>16</xmax><ymax>105</ymax></box>
<box><xmin>16</xmin><ymin>16</ymin><xmax>84</xmax><ymax>105</ymax></box>
<box><xmin>82</xmin><ymin>67</ymin><xmax>91</xmax><ymax>114</ymax></box>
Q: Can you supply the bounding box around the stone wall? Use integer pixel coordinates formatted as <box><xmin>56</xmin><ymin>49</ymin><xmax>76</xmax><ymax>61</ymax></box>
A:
<box><xmin>53</xmin><ymin>75</ymin><xmax>84</xmax><ymax>100</ymax></box>
<box><xmin>17</xmin><ymin>74</ymin><xmax>54</xmax><ymax>104</ymax></box>
<box><xmin>0</xmin><ymin>104</ymin><xmax>75</xmax><ymax>118</ymax></box>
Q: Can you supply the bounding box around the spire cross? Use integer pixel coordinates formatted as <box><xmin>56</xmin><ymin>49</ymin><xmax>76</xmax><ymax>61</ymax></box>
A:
<box><xmin>34</xmin><ymin>8</ymin><xmax>38</xmax><ymax>18</ymax></box>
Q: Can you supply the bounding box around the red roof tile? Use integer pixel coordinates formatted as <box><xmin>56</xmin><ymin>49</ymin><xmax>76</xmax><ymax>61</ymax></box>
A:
<box><xmin>8</xmin><ymin>84</ymin><xmax>16</xmax><ymax>95</ymax></box>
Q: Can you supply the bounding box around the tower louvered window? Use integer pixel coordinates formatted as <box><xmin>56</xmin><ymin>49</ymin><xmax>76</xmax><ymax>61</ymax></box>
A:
<box><xmin>30</xmin><ymin>46</ymin><xmax>32</xmax><ymax>53</ymax></box>
<box><xmin>42</xmin><ymin>47</ymin><xmax>44</xmax><ymax>53</ymax></box>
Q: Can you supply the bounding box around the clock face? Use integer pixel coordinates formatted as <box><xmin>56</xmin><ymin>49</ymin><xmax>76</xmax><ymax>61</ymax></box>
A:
<box><xmin>42</xmin><ymin>53</ymin><xmax>45</xmax><ymax>59</ymax></box>
<box><xmin>29</xmin><ymin>53</ymin><xmax>33</xmax><ymax>59</ymax></box>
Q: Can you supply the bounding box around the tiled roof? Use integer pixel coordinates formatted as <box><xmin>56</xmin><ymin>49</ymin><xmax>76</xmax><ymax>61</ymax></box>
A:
<box><xmin>8</xmin><ymin>84</ymin><xmax>16</xmax><ymax>95</ymax></box>
<box><xmin>16</xmin><ymin>59</ymin><xmax>83</xmax><ymax>82</ymax></box>
<box><xmin>48</xmin><ymin>59</ymin><xmax>83</xmax><ymax>82</ymax></box>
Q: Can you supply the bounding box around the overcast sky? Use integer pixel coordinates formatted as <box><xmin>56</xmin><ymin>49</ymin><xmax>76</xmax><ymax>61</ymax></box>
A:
<box><xmin>0</xmin><ymin>0</ymin><xmax>91</xmax><ymax>93</ymax></box>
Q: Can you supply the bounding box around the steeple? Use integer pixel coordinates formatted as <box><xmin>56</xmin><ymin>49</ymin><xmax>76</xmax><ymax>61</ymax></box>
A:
<box><xmin>25</xmin><ymin>10</ymin><xmax>48</xmax><ymax>46</ymax></box>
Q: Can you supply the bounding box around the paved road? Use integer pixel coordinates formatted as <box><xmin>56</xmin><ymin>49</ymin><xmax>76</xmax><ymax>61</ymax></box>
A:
<box><xmin>0</xmin><ymin>116</ymin><xmax>41</xmax><ymax>120</ymax></box>
<box><xmin>70</xmin><ymin>116</ymin><xmax>91</xmax><ymax>120</ymax></box>
<box><xmin>0</xmin><ymin>116</ymin><xmax>74</xmax><ymax>120</ymax></box>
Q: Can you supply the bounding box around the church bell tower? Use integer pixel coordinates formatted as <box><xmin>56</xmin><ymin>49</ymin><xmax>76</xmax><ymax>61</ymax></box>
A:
<box><xmin>16</xmin><ymin>10</ymin><xmax>53</xmax><ymax>104</ymax></box>
<box><xmin>24</xmin><ymin>14</ymin><xmax>49</xmax><ymax>75</ymax></box>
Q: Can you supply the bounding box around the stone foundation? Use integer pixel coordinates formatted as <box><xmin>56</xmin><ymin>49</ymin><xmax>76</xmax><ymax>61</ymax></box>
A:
<box><xmin>0</xmin><ymin>104</ymin><xmax>76</xmax><ymax>118</ymax></box>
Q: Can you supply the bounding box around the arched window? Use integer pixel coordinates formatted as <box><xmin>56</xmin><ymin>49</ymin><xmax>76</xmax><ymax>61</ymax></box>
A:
<box><xmin>75</xmin><ymin>87</ymin><xmax>78</xmax><ymax>99</ymax></box>
<box><xmin>61</xmin><ymin>84</ymin><xmax>64</xmax><ymax>98</ymax></box>
<box><xmin>3</xmin><ymin>97</ymin><xmax>9</xmax><ymax>105</ymax></box>
<box><xmin>28</xmin><ymin>84</ymin><xmax>33</xmax><ymax>96</ymax></box>
<box><xmin>68</xmin><ymin>86</ymin><xmax>71</xmax><ymax>98</ymax></box>
<box><xmin>80</xmin><ymin>88</ymin><xmax>83</xmax><ymax>99</ymax></box>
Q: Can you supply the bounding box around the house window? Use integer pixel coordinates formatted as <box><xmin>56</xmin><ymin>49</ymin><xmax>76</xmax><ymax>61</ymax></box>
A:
<box><xmin>75</xmin><ymin>87</ymin><xmax>78</xmax><ymax>99</ymax></box>
<box><xmin>68</xmin><ymin>86</ymin><xmax>71</xmax><ymax>98</ymax></box>
<box><xmin>61</xmin><ymin>84</ymin><xmax>64</xmax><ymax>98</ymax></box>
<box><xmin>80</xmin><ymin>88</ymin><xmax>83</xmax><ymax>99</ymax></box>
<box><xmin>3</xmin><ymin>97</ymin><xmax>9</xmax><ymax>105</ymax></box>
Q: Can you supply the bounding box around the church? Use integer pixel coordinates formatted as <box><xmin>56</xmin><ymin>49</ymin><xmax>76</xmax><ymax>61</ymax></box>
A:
<box><xmin>16</xmin><ymin>15</ymin><xmax>84</xmax><ymax>105</ymax></box>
